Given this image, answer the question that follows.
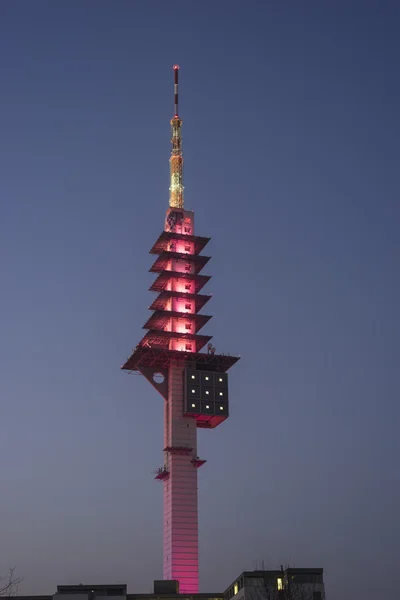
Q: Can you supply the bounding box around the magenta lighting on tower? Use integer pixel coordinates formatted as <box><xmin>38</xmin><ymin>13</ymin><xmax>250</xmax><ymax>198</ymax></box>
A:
<box><xmin>121</xmin><ymin>66</ymin><xmax>240</xmax><ymax>595</ymax></box>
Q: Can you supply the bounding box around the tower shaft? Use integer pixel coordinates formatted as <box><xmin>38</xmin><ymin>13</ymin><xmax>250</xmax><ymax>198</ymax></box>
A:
<box><xmin>163</xmin><ymin>363</ymin><xmax>199</xmax><ymax>593</ymax></box>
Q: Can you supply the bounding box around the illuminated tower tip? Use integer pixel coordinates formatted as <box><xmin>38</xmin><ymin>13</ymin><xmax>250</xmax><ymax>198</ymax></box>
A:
<box><xmin>169</xmin><ymin>65</ymin><xmax>183</xmax><ymax>208</ymax></box>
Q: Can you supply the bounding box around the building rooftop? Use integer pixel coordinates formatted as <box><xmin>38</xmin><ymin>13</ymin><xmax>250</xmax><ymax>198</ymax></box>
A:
<box><xmin>12</xmin><ymin>568</ymin><xmax>324</xmax><ymax>600</ymax></box>
<box><xmin>57</xmin><ymin>585</ymin><xmax>127</xmax><ymax>595</ymax></box>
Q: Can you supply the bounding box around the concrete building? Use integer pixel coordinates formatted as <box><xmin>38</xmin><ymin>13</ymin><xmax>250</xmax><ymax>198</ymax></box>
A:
<box><xmin>13</xmin><ymin>569</ymin><xmax>325</xmax><ymax>600</ymax></box>
<box><xmin>14</xmin><ymin>583</ymin><xmax>221</xmax><ymax>600</ymax></box>
<box><xmin>224</xmin><ymin>569</ymin><xmax>325</xmax><ymax>600</ymax></box>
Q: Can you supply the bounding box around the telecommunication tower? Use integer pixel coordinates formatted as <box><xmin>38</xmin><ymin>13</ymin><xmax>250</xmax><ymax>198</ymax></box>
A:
<box><xmin>121</xmin><ymin>66</ymin><xmax>240</xmax><ymax>594</ymax></box>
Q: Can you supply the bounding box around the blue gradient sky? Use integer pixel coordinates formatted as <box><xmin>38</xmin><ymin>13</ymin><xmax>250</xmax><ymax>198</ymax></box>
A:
<box><xmin>0</xmin><ymin>2</ymin><xmax>399</xmax><ymax>599</ymax></box>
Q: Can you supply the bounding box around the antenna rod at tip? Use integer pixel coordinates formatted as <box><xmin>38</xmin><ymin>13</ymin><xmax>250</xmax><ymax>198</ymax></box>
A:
<box><xmin>173</xmin><ymin>65</ymin><xmax>179</xmax><ymax>116</ymax></box>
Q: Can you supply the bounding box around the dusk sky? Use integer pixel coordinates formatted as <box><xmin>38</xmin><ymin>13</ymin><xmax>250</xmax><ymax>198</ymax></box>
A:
<box><xmin>0</xmin><ymin>2</ymin><xmax>399</xmax><ymax>600</ymax></box>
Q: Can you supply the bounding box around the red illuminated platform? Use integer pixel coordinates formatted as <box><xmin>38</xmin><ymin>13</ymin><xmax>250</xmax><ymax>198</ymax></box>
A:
<box><xmin>121</xmin><ymin>346</ymin><xmax>240</xmax><ymax>372</ymax></box>
<box><xmin>149</xmin><ymin>291</ymin><xmax>211</xmax><ymax>312</ymax></box>
<box><xmin>143</xmin><ymin>310</ymin><xmax>211</xmax><ymax>332</ymax></box>
<box><xmin>150</xmin><ymin>252</ymin><xmax>211</xmax><ymax>274</ymax></box>
<box><xmin>149</xmin><ymin>271</ymin><xmax>211</xmax><ymax>293</ymax></box>
<box><xmin>140</xmin><ymin>330</ymin><xmax>211</xmax><ymax>352</ymax></box>
<box><xmin>150</xmin><ymin>231</ymin><xmax>210</xmax><ymax>255</ymax></box>
<box><xmin>155</xmin><ymin>467</ymin><xmax>169</xmax><ymax>481</ymax></box>
<box><xmin>191</xmin><ymin>458</ymin><xmax>207</xmax><ymax>467</ymax></box>
<box><xmin>190</xmin><ymin>412</ymin><xmax>228</xmax><ymax>429</ymax></box>
<box><xmin>164</xmin><ymin>446</ymin><xmax>193</xmax><ymax>455</ymax></box>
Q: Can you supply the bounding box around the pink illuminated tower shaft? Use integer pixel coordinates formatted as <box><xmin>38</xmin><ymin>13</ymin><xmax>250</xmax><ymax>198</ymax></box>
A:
<box><xmin>121</xmin><ymin>66</ymin><xmax>239</xmax><ymax>595</ymax></box>
<box><xmin>163</xmin><ymin>349</ymin><xmax>199</xmax><ymax>591</ymax></box>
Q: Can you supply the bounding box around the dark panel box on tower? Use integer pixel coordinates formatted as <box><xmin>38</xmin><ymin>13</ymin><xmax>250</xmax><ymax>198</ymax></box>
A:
<box><xmin>184</xmin><ymin>369</ymin><xmax>229</xmax><ymax>426</ymax></box>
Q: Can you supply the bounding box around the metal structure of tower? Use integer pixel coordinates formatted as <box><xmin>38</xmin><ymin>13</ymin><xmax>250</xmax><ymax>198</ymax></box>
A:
<box><xmin>121</xmin><ymin>66</ymin><xmax>240</xmax><ymax>595</ymax></box>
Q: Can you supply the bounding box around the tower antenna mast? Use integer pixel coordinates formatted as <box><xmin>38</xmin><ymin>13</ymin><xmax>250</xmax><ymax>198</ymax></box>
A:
<box><xmin>169</xmin><ymin>65</ymin><xmax>184</xmax><ymax>209</ymax></box>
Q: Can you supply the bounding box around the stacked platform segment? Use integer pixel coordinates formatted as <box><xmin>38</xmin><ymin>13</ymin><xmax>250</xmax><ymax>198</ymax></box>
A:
<box><xmin>121</xmin><ymin>66</ymin><xmax>239</xmax><ymax>595</ymax></box>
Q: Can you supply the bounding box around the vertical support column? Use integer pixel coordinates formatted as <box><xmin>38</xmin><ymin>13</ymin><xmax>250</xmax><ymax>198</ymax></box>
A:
<box><xmin>163</xmin><ymin>362</ymin><xmax>199</xmax><ymax>593</ymax></box>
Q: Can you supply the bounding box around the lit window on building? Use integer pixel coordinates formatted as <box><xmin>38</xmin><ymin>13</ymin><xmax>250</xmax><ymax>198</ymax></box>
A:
<box><xmin>219</xmin><ymin>391</ymin><xmax>224</xmax><ymax>396</ymax></box>
<box><xmin>206</xmin><ymin>405</ymin><xmax>210</xmax><ymax>409</ymax></box>
<box><xmin>277</xmin><ymin>579</ymin><xmax>283</xmax><ymax>591</ymax></box>
<box><xmin>191</xmin><ymin>389</ymin><xmax>196</xmax><ymax>394</ymax></box>
<box><xmin>205</xmin><ymin>376</ymin><xmax>209</xmax><ymax>381</ymax></box>
<box><xmin>205</xmin><ymin>390</ymin><xmax>209</xmax><ymax>395</ymax></box>
<box><xmin>191</xmin><ymin>375</ymin><xmax>195</xmax><ymax>379</ymax></box>
<box><xmin>234</xmin><ymin>584</ymin><xmax>238</xmax><ymax>595</ymax></box>
<box><xmin>191</xmin><ymin>403</ymin><xmax>196</xmax><ymax>408</ymax></box>
<box><xmin>220</xmin><ymin>406</ymin><xmax>224</xmax><ymax>410</ymax></box>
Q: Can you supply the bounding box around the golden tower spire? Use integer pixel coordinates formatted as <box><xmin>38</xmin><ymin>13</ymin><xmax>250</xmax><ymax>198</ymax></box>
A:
<box><xmin>169</xmin><ymin>65</ymin><xmax>184</xmax><ymax>209</ymax></box>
